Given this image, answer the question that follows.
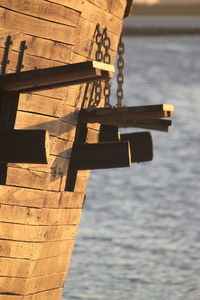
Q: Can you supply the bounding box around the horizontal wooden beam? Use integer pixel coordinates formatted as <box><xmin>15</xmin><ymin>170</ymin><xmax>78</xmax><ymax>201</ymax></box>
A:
<box><xmin>0</xmin><ymin>130</ymin><xmax>49</xmax><ymax>163</ymax></box>
<box><xmin>116</xmin><ymin>119</ymin><xmax>172</xmax><ymax>132</ymax></box>
<box><xmin>121</xmin><ymin>132</ymin><xmax>153</xmax><ymax>163</ymax></box>
<box><xmin>70</xmin><ymin>141</ymin><xmax>131</xmax><ymax>170</ymax></box>
<box><xmin>0</xmin><ymin>61</ymin><xmax>114</xmax><ymax>92</ymax></box>
<box><xmin>79</xmin><ymin>104</ymin><xmax>174</xmax><ymax>124</ymax></box>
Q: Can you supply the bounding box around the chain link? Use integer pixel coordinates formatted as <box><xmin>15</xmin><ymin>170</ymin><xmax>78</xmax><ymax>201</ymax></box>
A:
<box><xmin>83</xmin><ymin>24</ymin><xmax>112</xmax><ymax>109</ymax></box>
<box><xmin>103</xmin><ymin>27</ymin><xmax>111</xmax><ymax>107</ymax></box>
<box><xmin>116</xmin><ymin>35</ymin><xmax>125</xmax><ymax>107</ymax></box>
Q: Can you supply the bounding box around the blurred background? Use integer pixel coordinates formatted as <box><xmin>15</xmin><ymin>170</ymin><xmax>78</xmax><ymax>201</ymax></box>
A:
<box><xmin>64</xmin><ymin>1</ymin><xmax>200</xmax><ymax>299</ymax></box>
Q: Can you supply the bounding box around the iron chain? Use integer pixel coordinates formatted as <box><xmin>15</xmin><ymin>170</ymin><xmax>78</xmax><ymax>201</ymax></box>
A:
<box><xmin>116</xmin><ymin>36</ymin><xmax>125</xmax><ymax>107</ymax></box>
<box><xmin>103</xmin><ymin>27</ymin><xmax>111</xmax><ymax>107</ymax></box>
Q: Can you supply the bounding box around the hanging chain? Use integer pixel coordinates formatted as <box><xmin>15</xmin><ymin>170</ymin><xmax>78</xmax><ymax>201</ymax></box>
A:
<box><xmin>116</xmin><ymin>35</ymin><xmax>125</xmax><ymax>107</ymax></box>
<box><xmin>83</xmin><ymin>24</ymin><xmax>112</xmax><ymax>109</ymax></box>
<box><xmin>87</xmin><ymin>24</ymin><xmax>103</xmax><ymax>108</ymax></box>
<box><xmin>103</xmin><ymin>27</ymin><xmax>111</xmax><ymax>107</ymax></box>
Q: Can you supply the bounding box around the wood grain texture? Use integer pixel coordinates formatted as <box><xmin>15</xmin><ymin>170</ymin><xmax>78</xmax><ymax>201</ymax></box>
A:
<box><xmin>0</xmin><ymin>255</ymin><xmax>71</xmax><ymax>277</ymax></box>
<box><xmin>0</xmin><ymin>0</ymin><xmax>80</xmax><ymax>27</ymax></box>
<box><xmin>0</xmin><ymin>29</ymin><xmax>73</xmax><ymax>63</ymax></box>
<box><xmin>45</xmin><ymin>0</ymin><xmax>84</xmax><ymax>12</ymax></box>
<box><xmin>0</xmin><ymin>239</ymin><xmax>75</xmax><ymax>259</ymax></box>
<box><xmin>88</xmin><ymin>0</ymin><xmax>126</xmax><ymax>18</ymax></box>
<box><xmin>6</xmin><ymin>166</ymin><xmax>50</xmax><ymax>190</ymax></box>
<box><xmin>0</xmin><ymin>7</ymin><xmax>76</xmax><ymax>44</ymax></box>
<box><xmin>79</xmin><ymin>105</ymin><xmax>174</xmax><ymax>124</ymax></box>
<box><xmin>0</xmin><ymin>288</ymin><xmax>62</xmax><ymax>299</ymax></box>
<box><xmin>0</xmin><ymin>185</ymin><xmax>45</xmax><ymax>207</ymax></box>
<box><xmin>0</xmin><ymin>222</ymin><xmax>78</xmax><ymax>242</ymax></box>
<box><xmin>81</xmin><ymin>2</ymin><xmax>123</xmax><ymax>34</ymax></box>
<box><xmin>0</xmin><ymin>272</ymin><xmax>66</xmax><ymax>295</ymax></box>
<box><xmin>0</xmin><ymin>205</ymin><xmax>82</xmax><ymax>225</ymax></box>
<box><xmin>18</xmin><ymin>94</ymin><xmax>63</xmax><ymax>118</ymax></box>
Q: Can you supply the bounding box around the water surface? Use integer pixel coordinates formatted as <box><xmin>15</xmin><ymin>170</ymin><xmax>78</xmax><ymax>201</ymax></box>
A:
<box><xmin>64</xmin><ymin>35</ymin><xmax>200</xmax><ymax>300</ymax></box>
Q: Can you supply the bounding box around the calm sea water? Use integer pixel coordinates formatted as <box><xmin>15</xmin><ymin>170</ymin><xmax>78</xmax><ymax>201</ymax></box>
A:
<box><xmin>64</xmin><ymin>35</ymin><xmax>200</xmax><ymax>300</ymax></box>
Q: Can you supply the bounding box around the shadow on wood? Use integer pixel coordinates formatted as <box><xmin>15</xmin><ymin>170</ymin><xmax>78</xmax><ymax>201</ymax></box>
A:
<box><xmin>121</xmin><ymin>131</ymin><xmax>153</xmax><ymax>163</ymax></box>
<box><xmin>99</xmin><ymin>124</ymin><xmax>120</xmax><ymax>142</ymax></box>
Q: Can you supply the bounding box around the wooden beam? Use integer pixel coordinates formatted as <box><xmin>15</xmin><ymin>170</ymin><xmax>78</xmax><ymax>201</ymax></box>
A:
<box><xmin>0</xmin><ymin>130</ymin><xmax>49</xmax><ymax>164</ymax></box>
<box><xmin>70</xmin><ymin>141</ymin><xmax>131</xmax><ymax>170</ymax></box>
<box><xmin>121</xmin><ymin>132</ymin><xmax>153</xmax><ymax>163</ymax></box>
<box><xmin>0</xmin><ymin>61</ymin><xmax>114</xmax><ymax>92</ymax></box>
<box><xmin>117</xmin><ymin>119</ymin><xmax>172</xmax><ymax>132</ymax></box>
<box><xmin>124</xmin><ymin>0</ymin><xmax>134</xmax><ymax>18</ymax></box>
<box><xmin>79</xmin><ymin>104</ymin><xmax>174</xmax><ymax>124</ymax></box>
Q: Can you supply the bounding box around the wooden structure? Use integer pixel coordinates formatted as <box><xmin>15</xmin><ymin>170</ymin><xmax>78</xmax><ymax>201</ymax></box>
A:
<box><xmin>0</xmin><ymin>1</ymin><xmax>135</xmax><ymax>299</ymax></box>
<box><xmin>0</xmin><ymin>0</ymin><xmax>174</xmax><ymax>299</ymax></box>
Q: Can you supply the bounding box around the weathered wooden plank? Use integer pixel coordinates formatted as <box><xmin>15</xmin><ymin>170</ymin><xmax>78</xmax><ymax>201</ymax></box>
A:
<box><xmin>0</xmin><ymin>0</ymin><xmax>80</xmax><ymax>27</ymax></box>
<box><xmin>58</xmin><ymin>121</ymin><xmax>76</xmax><ymax>141</ymax></box>
<box><xmin>0</xmin><ymin>222</ymin><xmax>78</xmax><ymax>242</ymax></box>
<box><xmin>61</xmin><ymin>104</ymin><xmax>79</xmax><ymax>124</ymax></box>
<box><xmin>74</xmin><ymin>174</ymin><xmax>89</xmax><ymax>193</ymax></box>
<box><xmin>64</xmin><ymin>85</ymin><xmax>85</xmax><ymax>107</ymax></box>
<box><xmin>45</xmin><ymin>0</ymin><xmax>84</xmax><ymax>12</ymax></box>
<box><xmin>0</xmin><ymin>205</ymin><xmax>82</xmax><ymax>225</ymax></box>
<box><xmin>8</xmin><ymin>155</ymin><xmax>69</xmax><ymax>177</ymax></box>
<box><xmin>0</xmin><ymin>29</ymin><xmax>73</xmax><ymax>63</ymax></box>
<box><xmin>42</xmin><ymin>191</ymin><xmax>60</xmax><ymax>208</ymax></box>
<box><xmin>73</xmin><ymin>36</ymin><xmax>117</xmax><ymax>63</ymax></box>
<box><xmin>79</xmin><ymin>105</ymin><xmax>174</xmax><ymax>124</ymax></box>
<box><xmin>59</xmin><ymin>192</ymin><xmax>85</xmax><ymax>209</ymax></box>
<box><xmin>6</xmin><ymin>166</ymin><xmax>50</xmax><ymax>190</ymax></box>
<box><xmin>81</xmin><ymin>2</ymin><xmax>123</xmax><ymax>34</ymax></box>
<box><xmin>18</xmin><ymin>94</ymin><xmax>63</xmax><ymax>118</ymax></box>
<box><xmin>86</xmin><ymin>127</ymin><xmax>100</xmax><ymax>143</ymax></box>
<box><xmin>88</xmin><ymin>0</ymin><xmax>127</xmax><ymax>18</ymax></box>
<box><xmin>120</xmin><ymin>119</ymin><xmax>172</xmax><ymax>132</ymax></box>
<box><xmin>8</xmin><ymin>155</ymin><xmax>65</xmax><ymax>191</ymax></box>
<box><xmin>0</xmin><ymin>62</ymin><xmax>114</xmax><ymax>93</ymax></box>
<box><xmin>27</xmin><ymin>88</ymin><xmax>68</xmax><ymax>102</ymax></box>
<box><xmin>0</xmin><ymin>272</ymin><xmax>66</xmax><ymax>295</ymax></box>
<box><xmin>0</xmin><ymin>8</ymin><xmax>76</xmax><ymax>44</ymax></box>
<box><xmin>30</xmin><ymin>256</ymin><xmax>71</xmax><ymax>277</ymax></box>
<box><xmin>76</xmin><ymin>17</ymin><xmax>120</xmax><ymax>52</ymax></box>
<box><xmin>0</xmin><ymin>47</ymin><xmax>65</xmax><ymax>74</ymax></box>
<box><xmin>0</xmin><ymin>288</ymin><xmax>62</xmax><ymax>299</ymax></box>
<box><xmin>0</xmin><ymin>239</ymin><xmax>75</xmax><ymax>259</ymax></box>
<box><xmin>15</xmin><ymin>111</ymin><xmax>59</xmax><ymax>136</ymax></box>
<box><xmin>0</xmin><ymin>255</ymin><xmax>71</xmax><ymax>277</ymax></box>
<box><xmin>50</xmin><ymin>136</ymin><xmax>73</xmax><ymax>158</ymax></box>
<box><xmin>0</xmin><ymin>185</ymin><xmax>45</xmax><ymax>208</ymax></box>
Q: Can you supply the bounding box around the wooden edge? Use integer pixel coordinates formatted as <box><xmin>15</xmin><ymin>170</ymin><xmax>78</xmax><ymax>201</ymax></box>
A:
<box><xmin>92</xmin><ymin>61</ymin><xmax>115</xmax><ymax>72</ymax></box>
<box><xmin>117</xmin><ymin>119</ymin><xmax>172</xmax><ymax>132</ymax></box>
<box><xmin>124</xmin><ymin>0</ymin><xmax>134</xmax><ymax>18</ymax></box>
